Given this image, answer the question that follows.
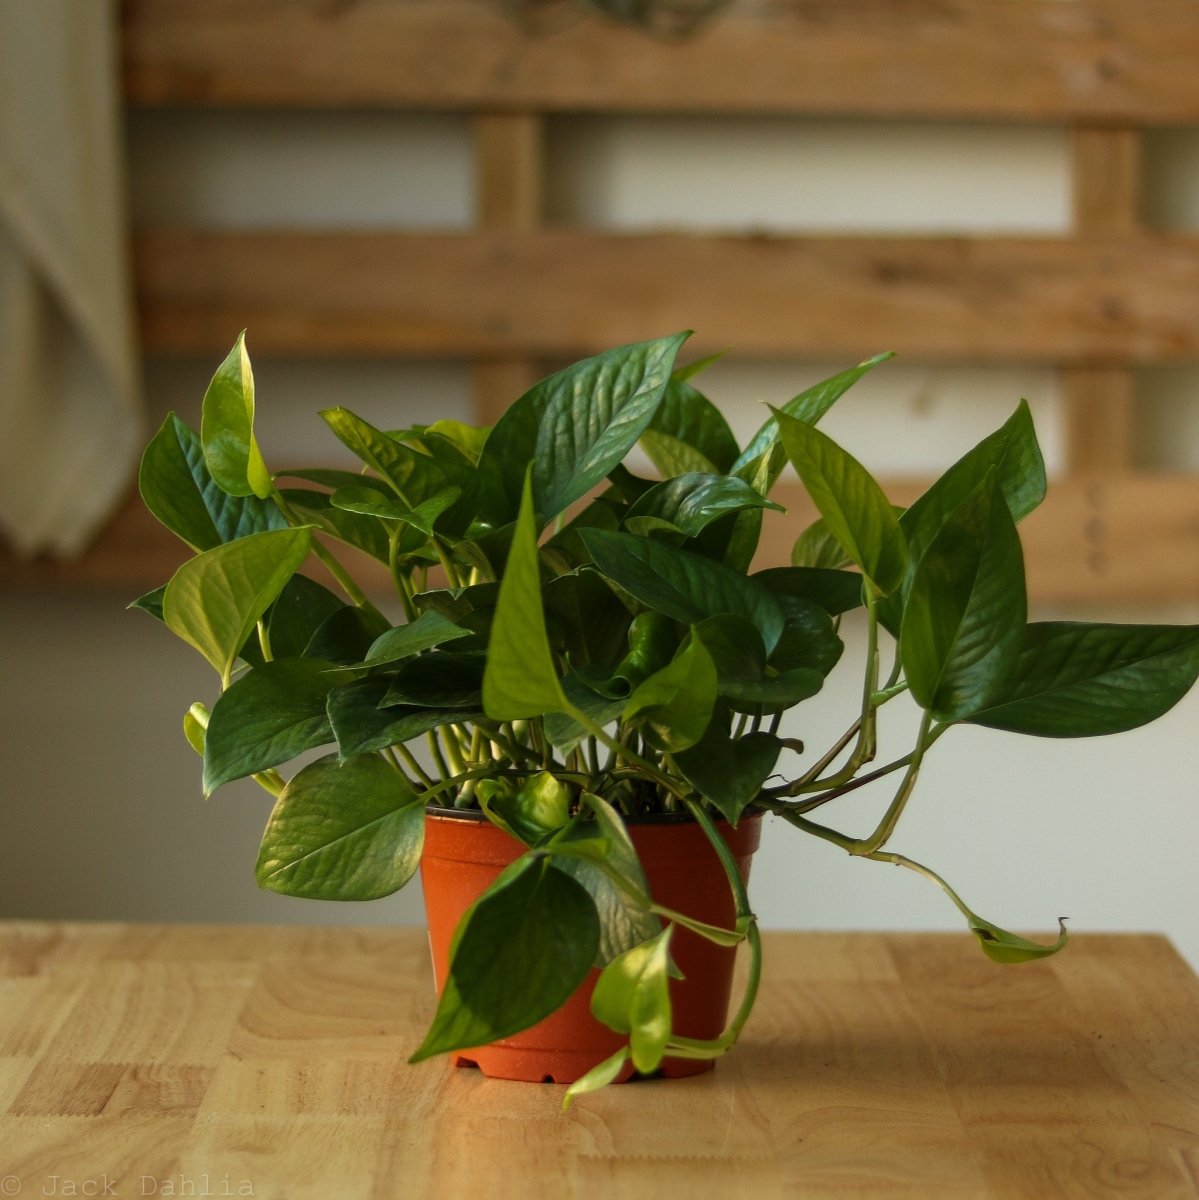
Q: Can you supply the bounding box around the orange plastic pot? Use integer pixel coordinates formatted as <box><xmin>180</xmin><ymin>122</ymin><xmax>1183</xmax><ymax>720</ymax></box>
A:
<box><xmin>419</xmin><ymin>806</ymin><xmax>762</xmax><ymax>1084</ymax></box>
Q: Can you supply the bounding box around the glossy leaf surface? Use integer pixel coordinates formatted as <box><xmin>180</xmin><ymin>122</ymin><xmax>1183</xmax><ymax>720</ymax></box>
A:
<box><xmin>200</xmin><ymin>333</ymin><xmax>272</xmax><ymax>499</ymax></box>
<box><xmin>410</xmin><ymin>856</ymin><xmax>600</xmax><ymax>1060</ymax></box>
<box><xmin>256</xmin><ymin>753</ymin><xmax>423</xmax><ymax>900</ymax></box>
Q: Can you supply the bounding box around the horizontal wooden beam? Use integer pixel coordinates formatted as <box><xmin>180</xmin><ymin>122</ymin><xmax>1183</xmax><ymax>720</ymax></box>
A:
<box><xmin>6</xmin><ymin>476</ymin><xmax>1197</xmax><ymax>606</ymax></box>
<box><xmin>134</xmin><ymin>230</ymin><xmax>1199</xmax><ymax>363</ymax></box>
<box><xmin>121</xmin><ymin>0</ymin><xmax>1199</xmax><ymax>124</ymax></box>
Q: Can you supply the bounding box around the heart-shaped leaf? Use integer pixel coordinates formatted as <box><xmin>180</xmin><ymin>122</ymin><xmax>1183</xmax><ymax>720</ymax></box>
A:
<box><xmin>203</xmin><ymin>657</ymin><xmax>338</xmax><ymax>793</ymax></box>
<box><xmin>327</xmin><ymin>678</ymin><xmax>480</xmax><ymax>758</ymax></box>
<box><xmin>140</xmin><ymin>413</ymin><xmax>287</xmax><ymax>550</ymax></box>
<box><xmin>625</xmin><ymin>473</ymin><xmax>782</xmax><ymax>541</ymax></box>
<box><xmin>966</xmin><ymin>623</ymin><xmax>1199</xmax><ymax>736</ymax></box>
<box><xmin>410</xmin><ymin>855</ymin><xmax>600</xmax><ymax>1061</ymax></box>
<box><xmin>640</xmin><ymin>376</ymin><xmax>739</xmax><ymax>476</ymax></box>
<box><xmin>580</xmin><ymin>529</ymin><xmax>785</xmax><ymax>654</ymax></box>
<box><xmin>901</xmin><ymin>474</ymin><xmax>1026</xmax><ymax>722</ymax></box>
<box><xmin>255</xmin><ymin>753</ymin><xmax>423</xmax><ymax>900</ymax></box>
<box><xmin>162</xmin><ymin>527</ymin><xmax>312</xmax><ymax>683</ymax></box>
<box><xmin>674</xmin><ymin>720</ymin><xmax>781</xmax><ymax>823</ymax></box>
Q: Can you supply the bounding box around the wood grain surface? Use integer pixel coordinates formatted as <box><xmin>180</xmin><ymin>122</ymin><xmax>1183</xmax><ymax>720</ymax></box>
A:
<box><xmin>1</xmin><ymin>923</ymin><xmax>1196</xmax><ymax>1198</ymax></box>
<box><xmin>121</xmin><ymin>0</ymin><xmax>1199</xmax><ymax>123</ymax></box>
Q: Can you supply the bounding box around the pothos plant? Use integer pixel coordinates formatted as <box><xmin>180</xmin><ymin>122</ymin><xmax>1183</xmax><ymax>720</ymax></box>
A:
<box><xmin>135</xmin><ymin>331</ymin><xmax>1199</xmax><ymax>1103</ymax></box>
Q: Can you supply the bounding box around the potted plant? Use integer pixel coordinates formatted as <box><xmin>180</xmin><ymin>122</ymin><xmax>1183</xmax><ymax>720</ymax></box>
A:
<box><xmin>134</xmin><ymin>331</ymin><xmax>1199</xmax><ymax>1103</ymax></box>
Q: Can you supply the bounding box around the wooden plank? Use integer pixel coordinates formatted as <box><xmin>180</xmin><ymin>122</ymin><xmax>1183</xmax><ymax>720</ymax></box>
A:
<box><xmin>1063</xmin><ymin>126</ymin><xmax>1141</xmax><ymax>472</ymax></box>
<box><xmin>1061</xmin><ymin>367</ymin><xmax>1137</xmax><ymax>472</ymax></box>
<box><xmin>759</xmin><ymin>476</ymin><xmax>1199</xmax><ymax>605</ymax></box>
<box><xmin>134</xmin><ymin>229</ymin><xmax>1199</xmax><ymax>363</ymax></box>
<box><xmin>6</xmin><ymin>476</ymin><xmax>1197</xmax><ymax>604</ymax></box>
<box><xmin>2</xmin><ymin>923</ymin><xmax>1198</xmax><ymax>1198</ymax></box>
<box><xmin>121</xmin><ymin>0</ymin><xmax>1199</xmax><ymax>124</ymax></box>
<box><xmin>473</xmin><ymin>113</ymin><xmax>544</xmax><ymax>424</ymax></box>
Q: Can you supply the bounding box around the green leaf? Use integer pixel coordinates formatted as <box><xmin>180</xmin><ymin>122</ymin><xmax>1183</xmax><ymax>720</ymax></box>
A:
<box><xmin>791</xmin><ymin>516</ymin><xmax>852</xmax><ymax>570</ymax></box>
<box><xmin>129</xmin><ymin>585</ymin><xmax>166</xmax><ymax>623</ymax></box>
<box><xmin>330</xmin><ymin>484</ymin><xmax>461</xmax><ymax>536</ymax></box>
<box><xmin>480</xmin><ymin>772</ymin><xmax>571</xmax><ymax>846</ymax></box>
<box><xmin>255</xmin><ymin>753</ymin><xmax>423</xmax><ymax>900</ymax></box>
<box><xmin>723</xmin><ymin>668</ymin><xmax>824</xmax><ymax>714</ymax></box>
<box><xmin>302</xmin><ymin>605</ymin><xmax>391</xmax><ymax>665</ymax></box>
<box><xmin>543</xmin><ymin>675</ymin><xmax>628</xmax><ymax>752</ymax></box>
<box><xmin>732</xmin><ymin>352</ymin><xmax>894</xmax><ymax>488</ymax></box>
<box><xmin>479</xmin><ymin>335</ymin><xmax>689</xmax><ymax>523</ymax></box>
<box><xmin>580</xmin><ymin>529</ymin><xmax>785</xmax><ymax>654</ymax></box>
<box><xmin>972</xmin><ymin>917</ymin><xmax>1069</xmax><ymax>964</ymax></box>
<box><xmin>590</xmin><ymin>926</ymin><xmax>674</xmax><ymax>1074</ymax></box>
<box><xmin>200</xmin><ymin>332</ymin><xmax>273</xmax><ymax>499</ymax></box>
<box><xmin>966</xmin><ymin>623</ymin><xmax>1199</xmax><ymax>736</ymax></box>
<box><xmin>542</xmin><ymin>569</ymin><xmax>632</xmax><ymax>672</ymax></box>
<box><xmin>382</xmin><ymin>651</ymin><xmax>485</xmax><ymax>709</ymax></box>
<box><xmin>360</xmin><ymin>610</ymin><xmax>472</xmax><ymax>667</ymax></box>
<box><xmin>901</xmin><ymin>474</ymin><xmax>1026</xmax><ymax>722</ymax></box>
<box><xmin>693</xmin><ymin>615</ymin><xmax>766</xmax><ymax>692</ymax></box>
<box><xmin>320</xmin><ymin>407</ymin><xmax>474</xmax><ymax>535</ymax></box>
<box><xmin>203</xmin><ymin>658</ymin><xmax>337</xmax><ymax>793</ymax></box>
<box><xmin>327</xmin><ymin>678</ymin><xmax>480</xmax><ymax>758</ymax></box>
<box><xmin>768</xmin><ymin>596</ymin><xmax>844</xmax><ymax>677</ymax></box>
<box><xmin>410</xmin><ymin>855</ymin><xmax>600</xmax><ymax>1061</ymax></box>
<box><xmin>674</xmin><ymin>719</ymin><xmax>781</xmax><ymax>824</ymax></box>
<box><xmin>625</xmin><ymin>473</ymin><xmax>782</xmax><ymax>541</ymax></box>
<box><xmin>533</xmin><ymin>333</ymin><xmax>690</xmax><ymax>519</ymax></box>
<box><xmin>261</xmin><ymin>575</ymin><xmax>345</xmax><ymax>660</ymax></box>
<box><xmin>162</xmin><ymin>527</ymin><xmax>312</xmax><ymax>682</ymax></box>
<box><xmin>182</xmin><ymin>702</ymin><xmax>208</xmax><ymax>757</ymax></box>
<box><xmin>775</xmin><ymin>409</ymin><xmax>906</xmax><ymax>595</ymax></box>
<box><xmin>563</xmin><ymin>1047</ymin><xmax>631</xmax><ymax>1108</ymax></box>
<box><xmin>624</xmin><ymin>635</ymin><xmax>718</xmax><ymax>752</ymax></box>
<box><xmin>482</xmin><ymin>471</ymin><xmax>569</xmax><ymax>720</ymax></box>
<box><xmin>139</xmin><ymin>413</ymin><xmax>287</xmax><ymax>550</ymax></box>
<box><xmin>549</xmin><ymin>794</ymin><xmax>662</xmax><ymax>965</ymax></box>
<box><xmin>754</xmin><ymin>565</ymin><xmax>865</xmax><ymax>617</ymax></box>
<box><xmin>276</xmin><ymin>488</ymin><xmax>393</xmax><ymax>564</ymax></box>
<box><xmin>640</xmin><ymin>376</ymin><xmax>739</xmax><ymax>475</ymax></box>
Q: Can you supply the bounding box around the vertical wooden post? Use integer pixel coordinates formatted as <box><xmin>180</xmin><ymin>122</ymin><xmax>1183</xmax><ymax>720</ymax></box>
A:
<box><xmin>1062</xmin><ymin>127</ymin><xmax>1141</xmax><ymax>473</ymax></box>
<box><xmin>472</xmin><ymin>113</ymin><xmax>545</xmax><ymax>424</ymax></box>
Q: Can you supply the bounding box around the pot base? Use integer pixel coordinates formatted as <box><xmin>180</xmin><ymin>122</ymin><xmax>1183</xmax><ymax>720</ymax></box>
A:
<box><xmin>451</xmin><ymin>1047</ymin><xmax>714</xmax><ymax>1085</ymax></box>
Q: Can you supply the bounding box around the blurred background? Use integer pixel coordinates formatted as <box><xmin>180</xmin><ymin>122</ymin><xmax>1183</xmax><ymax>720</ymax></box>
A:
<box><xmin>2</xmin><ymin>1</ymin><xmax>1197</xmax><ymax>965</ymax></box>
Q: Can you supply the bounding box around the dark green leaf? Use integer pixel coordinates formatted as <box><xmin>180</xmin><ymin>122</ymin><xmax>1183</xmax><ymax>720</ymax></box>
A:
<box><xmin>768</xmin><ymin>596</ymin><xmax>844</xmax><ymax>676</ymax></box>
<box><xmin>902</xmin><ymin>474</ymin><xmax>1026</xmax><ymax>722</ymax></box>
<box><xmin>330</xmin><ymin>484</ymin><xmax>461</xmax><ymax>536</ymax></box>
<box><xmin>327</xmin><ymin>678</ymin><xmax>480</xmax><ymax>758</ymax></box>
<box><xmin>382</xmin><ymin>651</ymin><xmax>485</xmax><ymax>709</ymax></box>
<box><xmin>732</xmin><ymin>352</ymin><xmax>894</xmax><ymax>489</ymax></box>
<box><xmin>754</xmin><ymin>566</ymin><xmax>865</xmax><ymax>617</ymax></box>
<box><xmin>139</xmin><ymin>413</ymin><xmax>287</xmax><ymax>551</ymax></box>
<box><xmin>674</xmin><ymin>719</ymin><xmax>781</xmax><ymax>823</ymax></box>
<box><xmin>277</xmin><ymin>488</ymin><xmax>393</xmax><ymax>564</ymax></box>
<box><xmin>775</xmin><ymin>409</ymin><xmax>906</xmax><ymax>595</ymax></box>
<box><xmin>543</xmin><ymin>675</ymin><xmax>628</xmax><ymax>751</ymax></box>
<box><xmin>256</xmin><ymin>753</ymin><xmax>423</xmax><ymax>900</ymax></box>
<box><xmin>966</xmin><ymin>623</ymin><xmax>1199</xmax><ymax>736</ymax></box>
<box><xmin>625</xmin><ymin>473</ymin><xmax>782</xmax><ymax>541</ymax></box>
<box><xmin>693</xmin><ymin>615</ymin><xmax>766</xmax><ymax>692</ymax></box>
<box><xmin>261</xmin><ymin>575</ymin><xmax>345</xmax><ymax>661</ymax></box>
<box><xmin>303</xmin><ymin>605</ymin><xmax>392</xmax><ymax>665</ymax></box>
<box><xmin>533</xmin><ymin>333</ymin><xmax>690</xmax><ymax>519</ymax></box>
<box><xmin>542</xmin><ymin>570</ymin><xmax>632</xmax><ymax>672</ymax></box>
<box><xmin>200</xmin><ymin>332</ymin><xmax>273</xmax><ymax>499</ymax></box>
<box><xmin>410</xmin><ymin>856</ymin><xmax>600</xmax><ymax>1060</ymax></box>
<box><xmin>362</xmin><ymin>610</ymin><xmax>472</xmax><ymax>667</ymax></box>
<box><xmin>129</xmin><ymin>585</ymin><xmax>166</xmax><ymax>622</ymax></box>
<box><xmin>580</xmin><ymin>529</ymin><xmax>785</xmax><ymax>654</ymax></box>
<box><xmin>203</xmin><ymin>658</ymin><xmax>338</xmax><ymax>793</ymax></box>
<box><xmin>479</xmin><ymin>335</ymin><xmax>688</xmax><ymax>523</ymax></box>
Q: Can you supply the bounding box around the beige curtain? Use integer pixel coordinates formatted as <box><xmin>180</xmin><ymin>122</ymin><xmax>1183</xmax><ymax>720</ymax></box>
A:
<box><xmin>0</xmin><ymin>0</ymin><xmax>142</xmax><ymax>557</ymax></box>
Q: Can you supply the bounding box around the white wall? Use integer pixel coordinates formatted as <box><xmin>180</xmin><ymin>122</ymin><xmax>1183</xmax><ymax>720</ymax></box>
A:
<box><xmin>4</xmin><ymin>108</ymin><xmax>1197</xmax><ymax>969</ymax></box>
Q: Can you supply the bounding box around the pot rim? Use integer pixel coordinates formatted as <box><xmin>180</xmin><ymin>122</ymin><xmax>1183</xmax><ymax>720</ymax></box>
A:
<box><xmin>424</xmin><ymin>802</ymin><xmax>762</xmax><ymax>827</ymax></box>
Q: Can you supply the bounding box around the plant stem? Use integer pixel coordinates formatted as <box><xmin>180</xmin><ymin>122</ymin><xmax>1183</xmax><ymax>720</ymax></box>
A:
<box><xmin>389</xmin><ymin>529</ymin><xmax>417</xmax><ymax>622</ymax></box>
<box><xmin>426</xmin><ymin>731</ymin><xmax>451</xmax><ymax>783</ymax></box>
<box><xmin>256</xmin><ymin>618</ymin><xmax>274</xmax><ymax>663</ymax></box>
<box><xmin>394</xmin><ymin>742</ymin><xmax>435</xmax><ymax>789</ymax></box>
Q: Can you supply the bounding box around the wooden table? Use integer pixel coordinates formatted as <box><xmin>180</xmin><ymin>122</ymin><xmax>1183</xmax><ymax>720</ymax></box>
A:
<box><xmin>1</xmin><ymin>923</ymin><xmax>1197</xmax><ymax>1199</ymax></box>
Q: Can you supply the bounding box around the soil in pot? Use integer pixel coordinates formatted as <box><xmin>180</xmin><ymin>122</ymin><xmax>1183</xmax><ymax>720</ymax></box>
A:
<box><xmin>419</xmin><ymin>808</ymin><xmax>762</xmax><ymax>1084</ymax></box>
